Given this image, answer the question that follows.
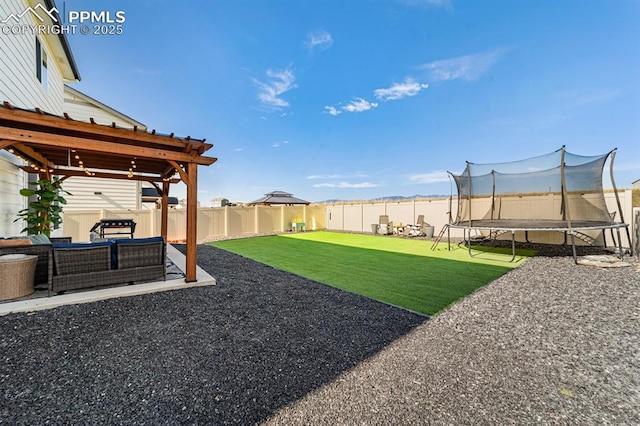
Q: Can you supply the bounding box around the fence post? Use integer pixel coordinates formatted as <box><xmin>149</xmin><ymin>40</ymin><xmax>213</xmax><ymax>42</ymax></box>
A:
<box><xmin>254</xmin><ymin>205</ymin><xmax>259</xmax><ymax>234</ymax></box>
<box><xmin>281</xmin><ymin>206</ymin><xmax>285</xmax><ymax>232</ymax></box>
<box><xmin>224</xmin><ymin>205</ymin><xmax>229</xmax><ymax>237</ymax></box>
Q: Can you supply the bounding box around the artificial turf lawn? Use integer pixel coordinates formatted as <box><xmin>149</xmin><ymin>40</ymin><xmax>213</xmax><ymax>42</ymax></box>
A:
<box><xmin>210</xmin><ymin>232</ymin><xmax>534</xmax><ymax>316</ymax></box>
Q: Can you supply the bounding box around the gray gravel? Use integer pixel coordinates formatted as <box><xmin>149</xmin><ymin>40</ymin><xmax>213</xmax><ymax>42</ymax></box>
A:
<box><xmin>265</xmin><ymin>254</ymin><xmax>640</xmax><ymax>425</ymax></box>
<box><xmin>1</xmin><ymin>243</ymin><xmax>638</xmax><ymax>425</ymax></box>
<box><xmin>0</xmin><ymin>245</ymin><xmax>425</xmax><ymax>425</ymax></box>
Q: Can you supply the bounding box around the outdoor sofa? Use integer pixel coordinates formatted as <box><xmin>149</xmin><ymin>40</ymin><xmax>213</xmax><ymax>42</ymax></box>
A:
<box><xmin>51</xmin><ymin>237</ymin><xmax>166</xmax><ymax>296</ymax></box>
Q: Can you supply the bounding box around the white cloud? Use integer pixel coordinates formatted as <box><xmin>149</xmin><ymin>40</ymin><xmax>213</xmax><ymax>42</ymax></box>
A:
<box><xmin>374</xmin><ymin>78</ymin><xmax>429</xmax><ymax>101</ymax></box>
<box><xmin>342</xmin><ymin>98</ymin><xmax>378</xmax><ymax>113</ymax></box>
<box><xmin>419</xmin><ymin>48</ymin><xmax>507</xmax><ymax>82</ymax></box>
<box><xmin>307</xmin><ymin>173</ymin><xmax>367</xmax><ymax>180</ymax></box>
<box><xmin>234</xmin><ymin>148</ymin><xmax>244</xmax><ymax>152</ymax></box>
<box><xmin>409</xmin><ymin>171</ymin><xmax>450</xmax><ymax>184</ymax></box>
<box><xmin>272</xmin><ymin>140</ymin><xmax>289</xmax><ymax>148</ymax></box>
<box><xmin>313</xmin><ymin>181</ymin><xmax>381</xmax><ymax>188</ymax></box>
<box><xmin>306</xmin><ymin>30</ymin><xmax>333</xmax><ymax>51</ymax></box>
<box><xmin>323</xmin><ymin>105</ymin><xmax>342</xmax><ymax>116</ymax></box>
<box><xmin>253</xmin><ymin>68</ymin><xmax>297</xmax><ymax>108</ymax></box>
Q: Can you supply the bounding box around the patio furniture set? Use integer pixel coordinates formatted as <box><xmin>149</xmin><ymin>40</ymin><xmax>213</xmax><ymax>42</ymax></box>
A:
<box><xmin>373</xmin><ymin>215</ymin><xmax>434</xmax><ymax>238</ymax></box>
<box><xmin>0</xmin><ymin>223</ymin><xmax>166</xmax><ymax>300</ymax></box>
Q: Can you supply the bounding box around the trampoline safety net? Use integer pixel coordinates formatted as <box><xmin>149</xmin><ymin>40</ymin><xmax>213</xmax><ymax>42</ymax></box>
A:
<box><xmin>450</xmin><ymin>147</ymin><xmax>616</xmax><ymax>226</ymax></box>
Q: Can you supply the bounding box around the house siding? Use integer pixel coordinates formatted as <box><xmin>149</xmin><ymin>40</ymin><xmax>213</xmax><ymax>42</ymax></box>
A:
<box><xmin>62</xmin><ymin>177</ymin><xmax>140</xmax><ymax>211</ymax></box>
<box><xmin>0</xmin><ymin>153</ymin><xmax>27</xmax><ymax>235</ymax></box>
<box><xmin>0</xmin><ymin>0</ymin><xmax>64</xmax><ymax>114</ymax></box>
<box><xmin>61</xmin><ymin>87</ymin><xmax>143</xmax><ymax>211</ymax></box>
<box><xmin>0</xmin><ymin>0</ymin><xmax>67</xmax><ymax>235</ymax></box>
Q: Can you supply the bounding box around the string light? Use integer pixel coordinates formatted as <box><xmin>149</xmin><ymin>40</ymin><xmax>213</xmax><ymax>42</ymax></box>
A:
<box><xmin>128</xmin><ymin>158</ymin><xmax>136</xmax><ymax>178</ymax></box>
<box><xmin>71</xmin><ymin>150</ymin><xmax>94</xmax><ymax>176</ymax></box>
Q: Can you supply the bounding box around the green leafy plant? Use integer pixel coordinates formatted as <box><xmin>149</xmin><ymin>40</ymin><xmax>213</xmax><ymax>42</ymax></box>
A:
<box><xmin>15</xmin><ymin>177</ymin><xmax>70</xmax><ymax>236</ymax></box>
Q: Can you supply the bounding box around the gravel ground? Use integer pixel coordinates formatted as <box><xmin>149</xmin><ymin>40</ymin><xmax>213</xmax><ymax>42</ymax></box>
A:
<box><xmin>0</xmin><ymin>243</ymin><xmax>638</xmax><ymax>425</ymax></box>
<box><xmin>265</xmin><ymin>250</ymin><xmax>640</xmax><ymax>425</ymax></box>
<box><xmin>0</xmin><ymin>245</ymin><xmax>425</xmax><ymax>425</ymax></box>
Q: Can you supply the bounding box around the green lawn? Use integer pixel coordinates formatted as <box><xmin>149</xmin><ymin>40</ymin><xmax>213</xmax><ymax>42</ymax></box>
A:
<box><xmin>210</xmin><ymin>232</ymin><xmax>534</xmax><ymax>316</ymax></box>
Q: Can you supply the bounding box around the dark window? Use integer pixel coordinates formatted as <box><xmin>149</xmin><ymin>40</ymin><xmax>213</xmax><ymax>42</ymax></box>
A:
<box><xmin>35</xmin><ymin>37</ymin><xmax>47</xmax><ymax>90</ymax></box>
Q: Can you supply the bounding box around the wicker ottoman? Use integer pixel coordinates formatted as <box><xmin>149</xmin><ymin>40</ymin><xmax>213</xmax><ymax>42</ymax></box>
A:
<box><xmin>0</xmin><ymin>254</ymin><xmax>38</xmax><ymax>301</ymax></box>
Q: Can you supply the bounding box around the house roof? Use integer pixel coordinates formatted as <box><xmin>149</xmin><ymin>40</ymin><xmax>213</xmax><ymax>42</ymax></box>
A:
<box><xmin>0</xmin><ymin>102</ymin><xmax>216</xmax><ymax>182</ymax></box>
<box><xmin>64</xmin><ymin>86</ymin><xmax>147</xmax><ymax>130</ymax></box>
<box><xmin>41</xmin><ymin>0</ymin><xmax>81</xmax><ymax>82</ymax></box>
<box><xmin>249</xmin><ymin>191</ymin><xmax>310</xmax><ymax>205</ymax></box>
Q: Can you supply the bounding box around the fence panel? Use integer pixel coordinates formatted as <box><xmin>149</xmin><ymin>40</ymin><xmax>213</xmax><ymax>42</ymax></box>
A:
<box><xmin>256</xmin><ymin>206</ymin><xmax>280</xmax><ymax>234</ymax></box>
<box><xmin>61</xmin><ymin>195</ymin><xmax>635</xmax><ymax>250</ymax></box>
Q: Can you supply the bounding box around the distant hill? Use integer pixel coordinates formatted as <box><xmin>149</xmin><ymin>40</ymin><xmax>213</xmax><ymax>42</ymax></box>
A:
<box><xmin>315</xmin><ymin>194</ymin><xmax>450</xmax><ymax>204</ymax></box>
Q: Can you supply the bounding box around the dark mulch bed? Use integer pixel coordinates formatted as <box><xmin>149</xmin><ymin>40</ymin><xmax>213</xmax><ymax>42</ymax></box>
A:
<box><xmin>0</xmin><ymin>245</ymin><xmax>426</xmax><ymax>425</ymax></box>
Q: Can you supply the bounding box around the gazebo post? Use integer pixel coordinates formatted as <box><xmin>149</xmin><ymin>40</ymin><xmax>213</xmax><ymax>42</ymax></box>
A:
<box><xmin>185</xmin><ymin>162</ymin><xmax>198</xmax><ymax>282</ymax></box>
<box><xmin>161</xmin><ymin>180</ymin><xmax>169</xmax><ymax>242</ymax></box>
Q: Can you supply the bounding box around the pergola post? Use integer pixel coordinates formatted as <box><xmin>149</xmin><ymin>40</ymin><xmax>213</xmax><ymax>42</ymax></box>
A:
<box><xmin>185</xmin><ymin>162</ymin><xmax>198</xmax><ymax>282</ymax></box>
<box><xmin>161</xmin><ymin>180</ymin><xmax>169</xmax><ymax>242</ymax></box>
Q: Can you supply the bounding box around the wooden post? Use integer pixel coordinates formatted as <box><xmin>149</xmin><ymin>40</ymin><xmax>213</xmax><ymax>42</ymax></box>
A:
<box><xmin>161</xmin><ymin>180</ymin><xmax>169</xmax><ymax>242</ymax></box>
<box><xmin>185</xmin><ymin>163</ymin><xmax>198</xmax><ymax>282</ymax></box>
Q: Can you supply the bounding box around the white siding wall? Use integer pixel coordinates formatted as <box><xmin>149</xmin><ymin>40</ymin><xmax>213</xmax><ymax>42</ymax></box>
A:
<box><xmin>62</xmin><ymin>177</ymin><xmax>140</xmax><ymax>211</ymax></box>
<box><xmin>0</xmin><ymin>0</ymin><xmax>67</xmax><ymax>235</ymax></box>
<box><xmin>0</xmin><ymin>154</ymin><xmax>27</xmax><ymax>236</ymax></box>
<box><xmin>0</xmin><ymin>0</ymin><xmax>64</xmax><ymax>113</ymax></box>
<box><xmin>61</xmin><ymin>89</ymin><xmax>144</xmax><ymax>211</ymax></box>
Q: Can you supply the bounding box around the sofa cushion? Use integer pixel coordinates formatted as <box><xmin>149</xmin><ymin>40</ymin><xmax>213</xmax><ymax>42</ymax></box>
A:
<box><xmin>114</xmin><ymin>236</ymin><xmax>165</xmax><ymax>246</ymax></box>
<box><xmin>52</xmin><ymin>241</ymin><xmax>113</xmax><ymax>250</ymax></box>
<box><xmin>0</xmin><ymin>239</ymin><xmax>32</xmax><ymax>247</ymax></box>
<box><xmin>0</xmin><ymin>254</ymin><xmax>28</xmax><ymax>262</ymax></box>
<box><xmin>27</xmin><ymin>235</ymin><xmax>51</xmax><ymax>245</ymax></box>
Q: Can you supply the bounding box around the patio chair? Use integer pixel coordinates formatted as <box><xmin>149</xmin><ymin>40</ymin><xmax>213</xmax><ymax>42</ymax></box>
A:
<box><xmin>378</xmin><ymin>215</ymin><xmax>394</xmax><ymax>235</ymax></box>
<box><xmin>406</xmin><ymin>215</ymin><xmax>430</xmax><ymax>237</ymax></box>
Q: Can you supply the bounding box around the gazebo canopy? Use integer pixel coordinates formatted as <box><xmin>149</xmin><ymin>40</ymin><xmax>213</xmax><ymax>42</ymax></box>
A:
<box><xmin>0</xmin><ymin>102</ymin><xmax>217</xmax><ymax>282</ymax></box>
<box><xmin>249</xmin><ymin>190</ymin><xmax>310</xmax><ymax>206</ymax></box>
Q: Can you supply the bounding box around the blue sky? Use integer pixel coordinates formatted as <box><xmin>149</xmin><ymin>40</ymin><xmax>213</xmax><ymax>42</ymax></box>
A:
<box><xmin>62</xmin><ymin>0</ymin><xmax>640</xmax><ymax>204</ymax></box>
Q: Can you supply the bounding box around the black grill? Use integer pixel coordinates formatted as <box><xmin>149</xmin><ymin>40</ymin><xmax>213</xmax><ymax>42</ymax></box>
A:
<box><xmin>90</xmin><ymin>219</ymin><xmax>136</xmax><ymax>238</ymax></box>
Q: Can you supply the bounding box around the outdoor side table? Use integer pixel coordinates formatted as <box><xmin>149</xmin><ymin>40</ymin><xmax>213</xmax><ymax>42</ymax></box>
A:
<box><xmin>291</xmin><ymin>222</ymin><xmax>306</xmax><ymax>233</ymax></box>
<box><xmin>0</xmin><ymin>254</ymin><xmax>38</xmax><ymax>301</ymax></box>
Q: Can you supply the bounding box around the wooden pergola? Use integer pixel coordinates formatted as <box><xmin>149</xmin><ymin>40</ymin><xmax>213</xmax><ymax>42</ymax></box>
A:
<box><xmin>0</xmin><ymin>102</ymin><xmax>217</xmax><ymax>282</ymax></box>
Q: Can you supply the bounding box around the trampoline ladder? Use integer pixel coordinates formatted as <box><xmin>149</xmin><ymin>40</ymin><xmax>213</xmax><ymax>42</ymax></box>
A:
<box><xmin>573</xmin><ymin>231</ymin><xmax>597</xmax><ymax>246</ymax></box>
<box><xmin>431</xmin><ymin>224</ymin><xmax>449</xmax><ymax>251</ymax></box>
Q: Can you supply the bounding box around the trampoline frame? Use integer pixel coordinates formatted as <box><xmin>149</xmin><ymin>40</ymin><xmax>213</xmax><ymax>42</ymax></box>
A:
<box><xmin>445</xmin><ymin>221</ymin><xmax>630</xmax><ymax>263</ymax></box>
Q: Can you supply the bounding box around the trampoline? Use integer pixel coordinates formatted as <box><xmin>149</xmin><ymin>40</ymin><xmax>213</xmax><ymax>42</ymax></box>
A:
<box><xmin>440</xmin><ymin>146</ymin><xmax>632</xmax><ymax>263</ymax></box>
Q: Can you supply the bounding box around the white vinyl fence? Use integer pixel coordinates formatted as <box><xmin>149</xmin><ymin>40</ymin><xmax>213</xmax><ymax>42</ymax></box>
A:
<box><xmin>60</xmin><ymin>190</ymin><xmax>636</xmax><ymax>252</ymax></box>
<box><xmin>325</xmin><ymin>190</ymin><xmax>635</xmax><ymax>249</ymax></box>
<box><xmin>61</xmin><ymin>205</ymin><xmax>325</xmax><ymax>243</ymax></box>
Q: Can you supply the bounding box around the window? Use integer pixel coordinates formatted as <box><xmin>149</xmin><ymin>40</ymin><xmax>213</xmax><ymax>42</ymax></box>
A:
<box><xmin>35</xmin><ymin>37</ymin><xmax>48</xmax><ymax>90</ymax></box>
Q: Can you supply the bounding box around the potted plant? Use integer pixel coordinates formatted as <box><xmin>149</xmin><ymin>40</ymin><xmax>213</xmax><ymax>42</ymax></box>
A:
<box><xmin>15</xmin><ymin>177</ymin><xmax>70</xmax><ymax>237</ymax></box>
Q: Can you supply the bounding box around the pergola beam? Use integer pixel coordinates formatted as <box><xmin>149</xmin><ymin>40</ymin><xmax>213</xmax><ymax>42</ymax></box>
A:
<box><xmin>0</xmin><ymin>126</ymin><xmax>217</xmax><ymax>166</ymax></box>
<box><xmin>10</xmin><ymin>142</ymin><xmax>55</xmax><ymax>169</ymax></box>
<box><xmin>19</xmin><ymin>166</ymin><xmax>181</xmax><ymax>183</ymax></box>
<box><xmin>0</xmin><ymin>104</ymin><xmax>209</xmax><ymax>151</ymax></box>
<box><xmin>168</xmin><ymin>160</ymin><xmax>188</xmax><ymax>182</ymax></box>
